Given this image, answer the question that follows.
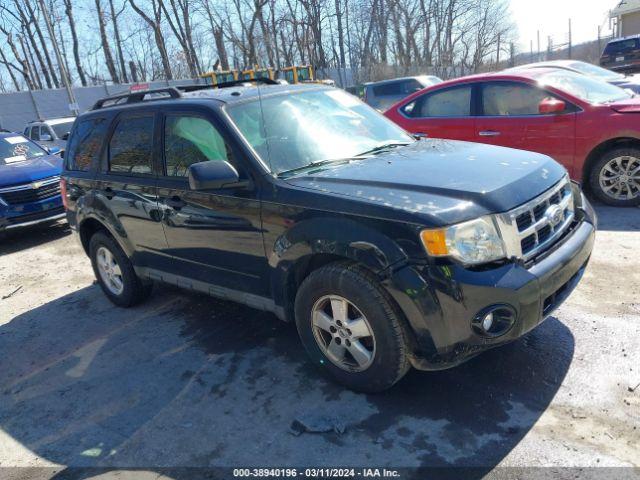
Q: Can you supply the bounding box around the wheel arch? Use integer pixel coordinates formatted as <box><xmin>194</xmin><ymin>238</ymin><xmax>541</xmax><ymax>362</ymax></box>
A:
<box><xmin>78</xmin><ymin>215</ymin><xmax>130</xmax><ymax>257</ymax></box>
<box><xmin>582</xmin><ymin>137</ymin><xmax>640</xmax><ymax>188</ymax></box>
<box><xmin>268</xmin><ymin>216</ymin><xmax>411</xmax><ymax>323</ymax></box>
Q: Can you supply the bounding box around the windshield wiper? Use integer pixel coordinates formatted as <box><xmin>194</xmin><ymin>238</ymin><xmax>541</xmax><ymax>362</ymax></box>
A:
<box><xmin>277</xmin><ymin>142</ymin><xmax>411</xmax><ymax>178</ymax></box>
<box><xmin>277</xmin><ymin>158</ymin><xmax>352</xmax><ymax>178</ymax></box>
<box><xmin>354</xmin><ymin>141</ymin><xmax>411</xmax><ymax>157</ymax></box>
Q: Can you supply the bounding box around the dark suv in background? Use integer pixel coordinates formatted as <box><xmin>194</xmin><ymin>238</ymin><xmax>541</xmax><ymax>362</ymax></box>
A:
<box><xmin>62</xmin><ymin>82</ymin><xmax>596</xmax><ymax>392</ymax></box>
<box><xmin>600</xmin><ymin>35</ymin><xmax>640</xmax><ymax>73</ymax></box>
<box><xmin>363</xmin><ymin>75</ymin><xmax>442</xmax><ymax>111</ymax></box>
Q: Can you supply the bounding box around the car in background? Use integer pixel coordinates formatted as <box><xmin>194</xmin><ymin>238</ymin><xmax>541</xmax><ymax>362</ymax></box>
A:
<box><xmin>363</xmin><ymin>75</ymin><xmax>442</xmax><ymax>111</ymax></box>
<box><xmin>384</xmin><ymin>68</ymin><xmax>640</xmax><ymax>206</ymax></box>
<box><xmin>600</xmin><ymin>35</ymin><xmax>640</xmax><ymax>73</ymax></box>
<box><xmin>23</xmin><ymin>116</ymin><xmax>76</xmax><ymax>153</ymax></box>
<box><xmin>509</xmin><ymin>59</ymin><xmax>640</xmax><ymax>94</ymax></box>
<box><xmin>0</xmin><ymin>131</ymin><xmax>64</xmax><ymax>233</ymax></box>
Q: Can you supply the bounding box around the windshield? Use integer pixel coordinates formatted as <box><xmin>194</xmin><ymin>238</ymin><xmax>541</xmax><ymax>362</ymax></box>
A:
<box><xmin>0</xmin><ymin>135</ymin><xmax>47</xmax><ymax>165</ymax></box>
<box><xmin>539</xmin><ymin>70</ymin><xmax>632</xmax><ymax>104</ymax></box>
<box><xmin>50</xmin><ymin>121</ymin><xmax>74</xmax><ymax>138</ymax></box>
<box><xmin>226</xmin><ymin>89</ymin><xmax>413</xmax><ymax>175</ymax></box>
<box><xmin>567</xmin><ymin>61</ymin><xmax>623</xmax><ymax>81</ymax></box>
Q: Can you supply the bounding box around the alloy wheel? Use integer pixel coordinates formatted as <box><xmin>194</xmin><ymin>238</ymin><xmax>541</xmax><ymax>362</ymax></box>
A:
<box><xmin>311</xmin><ymin>295</ymin><xmax>376</xmax><ymax>372</ymax></box>
<box><xmin>599</xmin><ymin>155</ymin><xmax>640</xmax><ymax>201</ymax></box>
<box><xmin>96</xmin><ymin>246</ymin><xmax>124</xmax><ymax>296</ymax></box>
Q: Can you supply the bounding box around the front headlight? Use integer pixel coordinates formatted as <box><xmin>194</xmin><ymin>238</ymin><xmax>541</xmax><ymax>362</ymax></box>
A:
<box><xmin>420</xmin><ymin>216</ymin><xmax>506</xmax><ymax>265</ymax></box>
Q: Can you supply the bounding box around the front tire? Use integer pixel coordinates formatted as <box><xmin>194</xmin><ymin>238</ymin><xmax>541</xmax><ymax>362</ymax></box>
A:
<box><xmin>294</xmin><ymin>262</ymin><xmax>410</xmax><ymax>392</ymax></box>
<box><xmin>89</xmin><ymin>231</ymin><xmax>152</xmax><ymax>307</ymax></box>
<box><xmin>589</xmin><ymin>148</ymin><xmax>640</xmax><ymax>206</ymax></box>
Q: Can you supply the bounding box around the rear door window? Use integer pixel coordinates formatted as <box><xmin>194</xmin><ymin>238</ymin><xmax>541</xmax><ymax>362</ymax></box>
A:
<box><xmin>108</xmin><ymin>115</ymin><xmax>154</xmax><ymax>175</ymax></box>
<box><xmin>65</xmin><ymin>118</ymin><xmax>108</xmax><ymax>171</ymax></box>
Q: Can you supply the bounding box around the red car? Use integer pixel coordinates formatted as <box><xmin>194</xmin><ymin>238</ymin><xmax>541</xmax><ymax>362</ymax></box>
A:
<box><xmin>384</xmin><ymin>68</ymin><xmax>640</xmax><ymax>206</ymax></box>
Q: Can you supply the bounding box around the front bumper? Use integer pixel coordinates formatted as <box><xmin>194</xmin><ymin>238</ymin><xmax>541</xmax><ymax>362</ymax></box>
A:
<box><xmin>0</xmin><ymin>195</ymin><xmax>65</xmax><ymax>231</ymax></box>
<box><xmin>385</xmin><ymin>197</ymin><xmax>596</xmax><ymax>371</ymax></box>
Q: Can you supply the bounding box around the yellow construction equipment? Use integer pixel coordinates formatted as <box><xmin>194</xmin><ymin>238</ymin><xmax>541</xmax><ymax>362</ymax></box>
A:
<box><xmin>199</xmin><ymin>70</ymin><xmax>239</xmax><ymax>86</ymax></box>
<box><xmin>200</xmin><ymin>65</ymin><xmax>325</xmax><ymax>86</ymax></box>
<box><xmin>240</xmin><ymin>67</ymin><xmax>276</xmax><ymax>81</ymax></box>
<box><xmin>280</xmin><ymin>65</ymin><xmax>315</xmax><ymax>84</ymax></box>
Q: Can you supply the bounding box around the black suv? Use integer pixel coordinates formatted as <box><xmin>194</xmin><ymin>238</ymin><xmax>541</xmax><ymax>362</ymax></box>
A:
<box><xmin>600</xmin><ymin>35</ymin><xmax>640</xmax><ymax>73</ymax></box>
<box><xmin>62</xmin><ymin>82</ymin><xmax>596</xmax><ymax>392</ymax></box>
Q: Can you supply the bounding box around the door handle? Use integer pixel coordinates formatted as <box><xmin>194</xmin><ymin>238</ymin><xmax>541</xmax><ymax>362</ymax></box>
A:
<box><xmin>102</xmin><ymin>187</ymin><xmax>115</xmax><ymax>199</ymax></box>
<box><xmin>479</xmin><ymin>130</ymin><xmax>501</xmax><ymax>137</ymax></box>
<box><xmin>165</xmin><ymin>196</ymin><xmax>185</xmax><ymax>210</ymax></box>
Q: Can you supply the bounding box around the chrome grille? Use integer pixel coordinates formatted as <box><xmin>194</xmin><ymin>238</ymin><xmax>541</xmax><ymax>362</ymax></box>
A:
<box><xmin>496</xmin><ymin>176</ymin><xmax>575</xmax><ymax>261</ymax></box>
<box><xmin>0</xmin><ymin>176</ymin><xmax>61</xmax><ymax>205</ymax></box>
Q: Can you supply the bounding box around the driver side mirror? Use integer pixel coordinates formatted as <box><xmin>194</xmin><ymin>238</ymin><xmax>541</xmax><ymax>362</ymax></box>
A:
<box><xmin>188</xmin><ymin>160</ymin><xmax>242</xmax><ymax>190</ymax></box>
<box><xmin>538</xmin><ymin>98</ymin><xmax>566</xmax><ymax>115</ymax></box>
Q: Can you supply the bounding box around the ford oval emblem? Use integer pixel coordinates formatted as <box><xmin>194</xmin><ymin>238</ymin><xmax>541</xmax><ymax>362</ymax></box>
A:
<box><xmin>544</xmin><ymin>204</ymin><xmax>563</xmax><ymax>227</ymax></box>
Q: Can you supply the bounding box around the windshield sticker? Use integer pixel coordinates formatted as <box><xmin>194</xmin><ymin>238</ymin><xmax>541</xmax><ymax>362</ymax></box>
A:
<box><xmin>4</xmin><ymin>155</ymin><xmax>26</xmax><ymax>163</ymax></box>
<box><xmin>4</xmin><ymin>135</ymin><xmax>29</xmax><ymax>145</ymax></box>
<box><xmin>13</xmin><ymin>143</ymin><xmax>30</xmax><ymax>156</ymax></box>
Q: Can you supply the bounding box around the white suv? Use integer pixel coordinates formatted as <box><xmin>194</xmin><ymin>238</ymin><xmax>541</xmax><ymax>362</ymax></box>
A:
<box><xmin>23</xmin><ymin>117</ymin><xmax>76</xmax><ymax>152</ymax></box>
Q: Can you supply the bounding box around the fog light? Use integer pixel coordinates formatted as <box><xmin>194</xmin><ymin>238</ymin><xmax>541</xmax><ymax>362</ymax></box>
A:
<box><xmin>482</xmin><ymin>312</ymin><xmax>494</xmax><ymax>332</ymax></box>
<box><xmin>472</xmin><ymin>305</ymin><xmax>517</xmax><ymax>338</ymax></box>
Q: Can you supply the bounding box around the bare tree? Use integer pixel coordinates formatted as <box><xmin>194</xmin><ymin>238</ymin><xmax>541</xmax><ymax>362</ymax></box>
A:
<box><xmin>109</xmin><ymin>0</ymin><xmax>129</xmax><ymax>82</ymax></box>
<box><xmin>129</xmin><ymin>0</ymin><xmax>173</xmax><ymax>79</ymax></box>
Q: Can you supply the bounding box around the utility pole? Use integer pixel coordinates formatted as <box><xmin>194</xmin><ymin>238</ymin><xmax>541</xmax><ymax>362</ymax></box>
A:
<box><xmin>568</xmin><ymin>18</ymin><xmax>572</xmax><ymax>59</ymax></box>
<box><xmin>530</xmin><ymin>40</ymin><xmax>534</xmax><ymax>62</ymax></box>
<box><xmin>37</xmin><ymin>0</ymin><xmax>79</xmax><ymax>115</ymax></box>
<box><xmin>598</xmin><ymin>25</ymin><xmax>602</xmax><ymax>54</ymax></box>
<box><xmin>537</xmin><ymin>30</ymin><xmax>540</xmax><ymax>61</ymax></box>
<box><xmin>496</xmin><ymin>33</ymin><xmax>501</xmax><ymax>66</ymax></box>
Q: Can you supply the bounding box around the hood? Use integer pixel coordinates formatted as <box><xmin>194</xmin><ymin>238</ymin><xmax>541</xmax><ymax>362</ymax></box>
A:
<box><xmin>609</xmin><ymin>96</ymin><xmax>640</xmax><ymax>113</ymax></box>
<box><xmin>610</xmin><ymin>79</ymin><xmax>640</xmax><ymax>94</ymax></box>
<box><xmin>0</xmin><ymin>155</ymin><xmax>63</xmax><ymax>188</ymax></box>
<box><xmin>284</xmin><ymin>140</ymin><xmax>566</xmax><ymax>226</ymax></box>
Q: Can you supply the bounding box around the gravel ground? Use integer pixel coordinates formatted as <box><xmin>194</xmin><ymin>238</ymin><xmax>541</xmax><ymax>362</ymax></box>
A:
<box><xmin>0</xmin><ymin>204</ymin><xmax>638</xmax><ymax>479</ymax></box>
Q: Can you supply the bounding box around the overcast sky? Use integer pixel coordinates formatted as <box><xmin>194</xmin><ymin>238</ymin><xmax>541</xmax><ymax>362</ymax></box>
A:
<box><xmin>509</xmin><ymin>0</ymin><xmax>616</xmax><ymax>53</ymax></box>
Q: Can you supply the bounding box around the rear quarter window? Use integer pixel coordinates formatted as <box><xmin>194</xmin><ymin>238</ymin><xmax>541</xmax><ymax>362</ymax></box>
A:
<box><xmin>65</xmin><ymin>118</ymin><xmax>108</xmax><ymax>172</ymax></box>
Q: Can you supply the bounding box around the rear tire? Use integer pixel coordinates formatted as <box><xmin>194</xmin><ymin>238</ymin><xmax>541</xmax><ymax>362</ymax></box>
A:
<box><xmin>294</xmin><ymin>262</ymin><xmax>410</xmax><ymax>392</ymax></box>
<box><xmin>589</xmin><ymin>147</ymin><xmax>640</xmax><ymax>206</ymax></box>
<box><xmin>89</xmin><ymin>231</ymin><xmax>152</xmax><ymax>307</ymax></box>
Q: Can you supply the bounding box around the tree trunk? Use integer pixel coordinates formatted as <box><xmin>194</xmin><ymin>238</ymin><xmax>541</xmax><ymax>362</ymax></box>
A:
<box><xmin>109</xmin><ymin>0</ymin><xmax>129</xmax><ymax>83</ymax></box>
<box><xmin>62</xmin><ymin>0</ymin><xmax>87</xmax><ymax>86</ymax></box>
<box><xmin>24</xmin><ymin>0</ymin><xmax>60</xmax><ymax>87</ymax></box>
<box><xmin>0</xmin><ymin>47</ymin><xmax>22</xmax><ymax>91</ymax></box>
<box><xmin>14</xmin><ymin>1</ymin><xmax>53</xmax><ymax>88</ymax></box>
<box><xmin>335</xmin><ymin>0</ymin><xmax>346</xmax><ymax>67</ymax></box>
<box><xmin>95</xmin><ymin>0</ymin><xmax>119</xmax><ymax>83</ymax></box>
<box><xmin>129</xmin><ymin>0</ymin><xmax>173</xmax><ymax>79</ymax></box>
